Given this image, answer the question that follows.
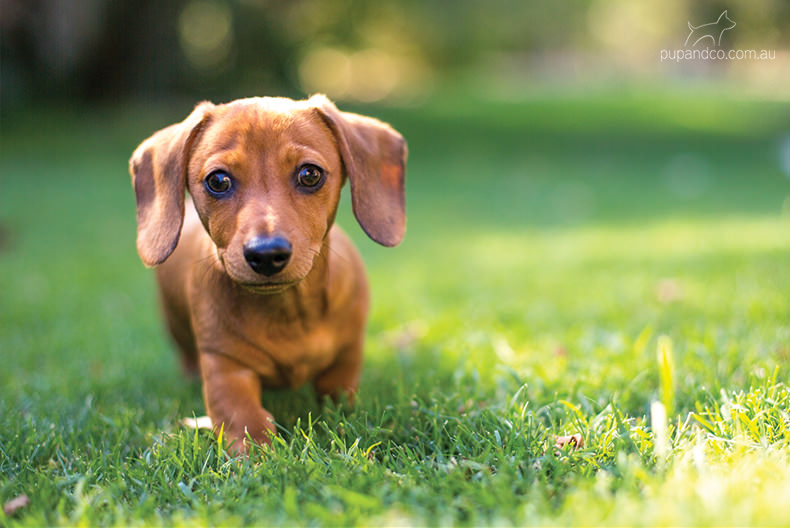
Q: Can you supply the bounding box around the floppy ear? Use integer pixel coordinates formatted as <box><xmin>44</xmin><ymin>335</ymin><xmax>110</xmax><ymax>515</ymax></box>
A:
<box><xmin>311</xmin><ymin>94</ymin><xmax>407</xmax><ymax>247</ymax></box>
<box><xmin>129</xmin><ymin>102</ymin><xmax>213</xmax><ymax>267</ymax></box>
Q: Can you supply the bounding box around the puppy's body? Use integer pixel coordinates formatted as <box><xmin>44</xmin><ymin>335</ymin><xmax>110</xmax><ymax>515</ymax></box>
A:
<box><xmin>158</xmin><ymin>205</ymin><xmax>368</xmax><ymax>391</ymax></box>
<box><xmin>130</xmin><ymin>95</ymin><xmax>405</xmax><ymax>451</ymax></box>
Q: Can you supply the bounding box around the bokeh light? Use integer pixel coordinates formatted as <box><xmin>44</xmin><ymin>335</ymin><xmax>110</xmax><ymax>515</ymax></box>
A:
<box><xmin>299</xmin><ymin>46</ymin><xmax>431</xmax><ymax>103</ymax></box>
<box><xmin>178</xmin><ymin>0</ymin><xmax>234</xmax><ymax>72</ymax></box>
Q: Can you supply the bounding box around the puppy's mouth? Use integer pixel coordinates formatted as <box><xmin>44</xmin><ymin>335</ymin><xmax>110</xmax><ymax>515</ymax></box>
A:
<box><xmin>237</xmin><ymin>279</ymin><xmax>300</xmax><ymax>295</ymax></box>
<box><xmin>216</xmin><ymin>253</ymin><xmax>303</xmax><ymax>294</ymax></box>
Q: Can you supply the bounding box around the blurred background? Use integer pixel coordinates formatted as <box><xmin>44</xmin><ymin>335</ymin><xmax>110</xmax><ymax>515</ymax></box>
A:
<box><xmin>2</xmin><ymin>0</ymin><xmax>789</xmax><ymax>107</ymax></box>
<box><xmin>1</xmin><ymin>0</ymin><xmax>789</xmax><ymax>414</ymax></box>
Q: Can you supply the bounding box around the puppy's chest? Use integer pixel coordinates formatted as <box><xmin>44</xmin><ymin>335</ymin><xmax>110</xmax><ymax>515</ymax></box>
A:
<box><xmin>235</xmin><ymin>318</ymin><xmax>337</xmax><ymax>388</ymax></box>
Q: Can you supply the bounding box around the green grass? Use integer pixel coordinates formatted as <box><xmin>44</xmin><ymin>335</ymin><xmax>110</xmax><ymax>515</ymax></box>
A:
<box><xmin>1</xmin><ymin>89</ymin><xmax>790</xmax><ymax>525</ymax></box>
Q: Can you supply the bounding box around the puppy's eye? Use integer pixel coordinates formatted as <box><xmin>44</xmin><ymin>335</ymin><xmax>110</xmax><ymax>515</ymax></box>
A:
<box><xmin>204</xmin><ymin>170</ymin><xmax>233</xmax><ymax>197</ymax></box>
<box><xmin>296</xmin><ymin>164</ymin><xmax>324</xmax><ymax>190</ymax></box>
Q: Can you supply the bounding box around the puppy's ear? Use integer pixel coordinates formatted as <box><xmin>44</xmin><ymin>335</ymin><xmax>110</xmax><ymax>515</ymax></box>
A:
<box><xmin>311</xmin><ymin>94</ymin><xmax>407</xmax><ymax>247</ymax></box>
<box><xmin>129</xmin><ymin>102</ymin><xmax>213</xmax><ymax>267</ymax></box>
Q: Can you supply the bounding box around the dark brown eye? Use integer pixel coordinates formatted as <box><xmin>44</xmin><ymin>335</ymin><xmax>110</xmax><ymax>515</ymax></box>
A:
<box><xmin>204</xmin><ymin>170</ymin><xmax>233</xmax><ymax>197</ymax></box>
<box><xmin>296</xmin><ymin>164</ymin><xmax>324</xmax><ymax>190</ymax></box>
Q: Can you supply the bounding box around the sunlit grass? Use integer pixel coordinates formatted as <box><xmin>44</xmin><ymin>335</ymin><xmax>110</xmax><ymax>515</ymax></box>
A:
<box><xmin>1</xmin><ymin>90</ymin><xmax>789</xmax><ymax>525</ymax></box>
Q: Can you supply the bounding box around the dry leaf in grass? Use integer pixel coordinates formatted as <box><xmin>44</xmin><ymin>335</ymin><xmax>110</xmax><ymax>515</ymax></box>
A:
<box><xmin>554</xmin><ymin>434</ymin><xmax>584</xmax><ymax>450</ymax></box>
<box><xmin>656</xmin><ymin>278</ymin><xmax>684</xmax><ymax>304</ymax></box>
<box><xmin>384</xmin><ymin>322</ymin><xmax>427</xmax><ymax>352</ymax></box>
<box><xmin>3</xmin><ymin>494</ymin><xmax>30</xmax><ymax>516</ymax></box>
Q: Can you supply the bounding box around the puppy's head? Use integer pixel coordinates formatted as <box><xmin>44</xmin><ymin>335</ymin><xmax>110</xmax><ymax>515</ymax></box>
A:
<box><xmin>130</xmin><ymin>95</ymin><xmax>406</xmax><ymax>291</ymax></box>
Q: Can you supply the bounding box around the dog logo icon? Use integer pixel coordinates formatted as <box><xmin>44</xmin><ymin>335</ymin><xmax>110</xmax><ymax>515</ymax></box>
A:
<box><xmin>685</xmin><ymin>10</ymin><xmax>736</xmax><ymax>48</ymax></box>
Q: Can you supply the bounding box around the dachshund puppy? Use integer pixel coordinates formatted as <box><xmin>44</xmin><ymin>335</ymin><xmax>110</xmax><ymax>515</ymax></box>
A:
<box><xmin>129</xmin><ymin>95</ymin><xmax>406</xmax><ymax>452</ymax></box>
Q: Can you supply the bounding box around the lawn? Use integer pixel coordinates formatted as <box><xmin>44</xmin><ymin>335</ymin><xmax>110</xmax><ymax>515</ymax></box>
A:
<box><xmin>1</xmin><ymin>89</ymin><xmax>789</xmax><ymax>525</ymax></box>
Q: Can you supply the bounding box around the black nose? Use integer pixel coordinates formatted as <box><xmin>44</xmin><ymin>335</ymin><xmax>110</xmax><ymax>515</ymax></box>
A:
<box><xmin>243</xmin><ymin>236</ymin><xmax>292</xmax><ymax>276</ymax></box>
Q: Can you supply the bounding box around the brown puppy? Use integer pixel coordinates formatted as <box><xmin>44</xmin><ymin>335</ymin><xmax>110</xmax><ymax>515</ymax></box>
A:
<box><xmin>129</xmin><ymin>94</ymin><xmax>406</xmax><ymax>452</ymax></box>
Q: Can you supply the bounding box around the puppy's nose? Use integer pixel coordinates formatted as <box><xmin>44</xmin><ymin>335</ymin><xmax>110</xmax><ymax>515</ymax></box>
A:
<box><xmin>243</xmin><ymin>236</ymin><xmax>292</xmax><ymax>276</ymax></box>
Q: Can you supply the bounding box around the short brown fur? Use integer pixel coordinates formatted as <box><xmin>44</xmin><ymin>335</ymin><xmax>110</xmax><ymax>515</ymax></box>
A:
<box><xmin>129</xmin><ymin>95</ymin><xmax>406</xmax><ymax>452</ymax></box>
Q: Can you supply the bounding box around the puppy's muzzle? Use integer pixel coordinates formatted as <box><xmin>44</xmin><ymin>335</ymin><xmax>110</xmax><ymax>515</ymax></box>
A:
<box><xmin>243</xmin><ymin>236</ymin><xmax>292</xmax><ymax>276</ymax></box>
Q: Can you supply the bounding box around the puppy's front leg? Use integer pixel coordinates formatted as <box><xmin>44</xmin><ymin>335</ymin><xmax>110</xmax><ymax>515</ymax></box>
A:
<box><xmin>199</xmin><ymin>352</ymin><xmax>275</xmax><ymax>452</ymax></box>
<box><xmin>314</xmin><ymin>340</ymin><xmax>363</xmax><ymax>405</ymax></box>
